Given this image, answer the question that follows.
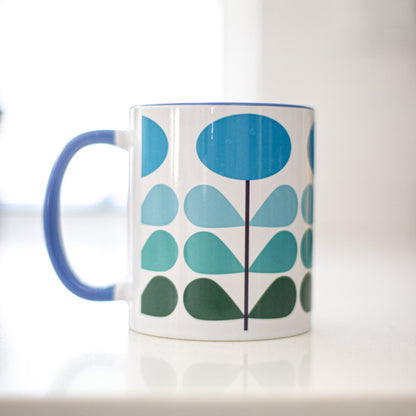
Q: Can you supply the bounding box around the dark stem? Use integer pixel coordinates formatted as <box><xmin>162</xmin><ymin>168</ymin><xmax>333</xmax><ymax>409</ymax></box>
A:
<box><xmin>244</xmin><ymin>180</ymin><xmax>250</xmax><ymax>330</ymax></box>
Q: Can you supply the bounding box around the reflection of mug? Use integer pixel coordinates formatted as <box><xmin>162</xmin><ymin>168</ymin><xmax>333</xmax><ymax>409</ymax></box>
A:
<box><xmin>50</xmin><ymin>331</ymin><xmax>311</xmax><ymax>394</ymax></box>
<box><xmin>44</xmin><ymin>103</ymin><xmax>314</xmax><ymax>340</ymax></box>
<box><xmin>127</xmin><ymin>331</ymin><xmax>311</xmax><ymax>393</ymax></box>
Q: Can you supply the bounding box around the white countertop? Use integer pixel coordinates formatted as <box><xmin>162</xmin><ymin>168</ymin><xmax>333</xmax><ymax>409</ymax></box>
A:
<box><xmin>0</xmin><ymin>212</ymin><xmax>415</xmax><ymax>415</ymax></box>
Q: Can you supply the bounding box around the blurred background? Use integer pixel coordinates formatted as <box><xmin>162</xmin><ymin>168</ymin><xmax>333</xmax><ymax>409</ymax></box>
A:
<box><xmin>0</xmin><ymin>0</ymin><xmax>416</xmax><ymax>401</ymax></box>
<box><xmin>1</xmin><ymin>0</ymin><xmax>415</xmax><ymax>246</ymax></box>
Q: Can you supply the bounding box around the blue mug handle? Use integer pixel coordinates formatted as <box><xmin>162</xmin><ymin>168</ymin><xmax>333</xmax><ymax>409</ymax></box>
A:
<box><xmin>44</xmin><ymin>130</ymin><xmax>127</xmax><ymax>301</ymax></box>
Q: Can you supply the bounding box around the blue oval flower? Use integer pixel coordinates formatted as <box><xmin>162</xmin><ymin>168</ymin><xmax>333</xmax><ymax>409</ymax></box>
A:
<box><xmin>196</xmin><ymin>114</ymin><xmax>291</xmax><ymax>180</ymax></box>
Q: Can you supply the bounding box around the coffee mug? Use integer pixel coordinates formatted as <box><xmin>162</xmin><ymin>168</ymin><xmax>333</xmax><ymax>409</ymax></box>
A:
<box><xmin>44</xmin><ymin>103</ymin><xmax>314</xmax><ymax>341</ymax></box>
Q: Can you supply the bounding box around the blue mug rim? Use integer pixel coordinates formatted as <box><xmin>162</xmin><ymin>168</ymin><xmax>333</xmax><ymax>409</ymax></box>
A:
<box><xmin>135</xmin><ymin>102</ymin><xmax>314</xmax><ymax>111</ymax></box>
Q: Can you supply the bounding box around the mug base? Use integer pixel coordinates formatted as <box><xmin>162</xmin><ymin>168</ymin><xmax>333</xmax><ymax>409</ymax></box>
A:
<box><xmin>129</xmin><ymin>322</ymin><xmax>311</xmax><ymax>342</ymax></box>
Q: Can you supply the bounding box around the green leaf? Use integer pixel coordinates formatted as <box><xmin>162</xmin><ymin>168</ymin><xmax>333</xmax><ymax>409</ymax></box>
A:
<box><xmin>184</xmin><ymin>278</ymin><xmax>243</xmax><ymax>320</ymax></box>
<box><xmin>249</xmin><ymin>276</ymin><xmax>296</xmax><ymax>319</ymax></box>
<box><xmin>141</xmin><ymin>276</ymin><xmax>178</xmax><ymax>317</ymax></box>
<box><xmin>300</xmin><ymin>272</ymin><xmax>312</xmax><ymax>312</ymax></box>
<box><xmin>184</xmin><ymin>232</ymin><xmax>244</xmax><ymax>274</ymax></box>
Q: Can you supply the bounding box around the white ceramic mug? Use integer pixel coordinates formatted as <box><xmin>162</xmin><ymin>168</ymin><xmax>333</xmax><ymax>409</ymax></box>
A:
<box><xmin>44</xmin><ymin>103</ymin><xmax>314</xmax><ymax>341</ymax></box>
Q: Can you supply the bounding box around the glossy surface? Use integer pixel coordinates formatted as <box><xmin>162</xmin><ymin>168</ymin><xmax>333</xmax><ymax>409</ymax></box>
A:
<box><xmin>1</xmin><ymin>212</ymin><xmax>415</xmax><ymax>414</ymax></box>
<box><xmin>129</xmin><ymin>104</ymin><xmax>313</xmax><ymax>340</ymax></box>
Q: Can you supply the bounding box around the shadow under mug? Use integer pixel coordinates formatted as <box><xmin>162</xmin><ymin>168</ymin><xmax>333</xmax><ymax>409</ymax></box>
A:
<box><xmin>44</xmin><ymin>102</ymin><xmax>314</xmax><ymax>341</ymax></box>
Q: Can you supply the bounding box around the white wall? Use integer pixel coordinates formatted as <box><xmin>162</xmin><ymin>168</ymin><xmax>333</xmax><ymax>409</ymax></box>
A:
<box><xmin>224</xmin><ymin>0</ymin><xmax>416</xmax><ymax>242</ymax></box>
<box><xmin>0</xmin><ymin>0</ymin><xmax>223</xmax><ymax>208</ymax></box>
<box><xmin>1</xmin><ymin>0</ymin><xmax>415</xmax><ymax>245</ymax></box>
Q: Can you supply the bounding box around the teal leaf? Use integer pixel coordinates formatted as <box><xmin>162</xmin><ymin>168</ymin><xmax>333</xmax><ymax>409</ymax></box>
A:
<box><xmin>141</xmin><ymin>276</ymin><xmax>178</xmax><ymax>317</ymax></box>
<box><xmin>249</xmin><ymin>276</ymin><xmax>296</xmax><ymax>319</ymax></box>
<box><xmin>308</xmin><ymin>124</ymin><xmax>314</xmax><ymax>173</ymax></box>
<box><xmin>300</xmin><ymin>229</ymin><xmax>313</xmax><ymax>268</ymax></box>
<box><xmin>184</xmin><ymin>278</ymin><xmax>243</xmax><ymax>320</ymax></box>
<box><xmin>301</xmin><ymin>185</ymin><xmax>313</xmax><ymax>225</ymax></box>
<box><xmin>184</xmin><ymin>232</ymin><xmax>244</xmax><ymax>274</ymax></box>
<box><xmin>250</xmin><ymin>185</ymin><xmax>298</xmax><ymax>227</ymax></box>
<box><xmin>142</xmin><ymin>184</ymin><xmax>178</xmax><ymax>226</ymax></box>
<box><xmin>142</xmin><ymin>231</ymin><xmax>178</xmax><ymax>271</ymax></box>
<box><xmin>142</xmin><ymin>116</ymin><xmax>168</xmax><ymax>177</ymax></box>
<box><xmin>300</xmin><ymin>272</ymin><xmax>312</xmax><ymax>312</ymax></box>
<box><xmin>250</xmin><ymin>231</ymin><xmax>297</xmax><ymax>273</ymax></box>
<box><xmin>184</xmin><ymin>185</ymin><xmax>244</xmax><ymax>228</ymax></box>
